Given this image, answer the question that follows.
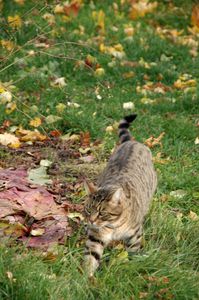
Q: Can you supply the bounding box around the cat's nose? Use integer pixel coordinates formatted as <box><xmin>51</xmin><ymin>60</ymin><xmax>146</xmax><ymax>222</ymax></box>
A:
<box><xmin>90</xmin><ymin>214</ymin><xmax>97</xmax><ymax>223</ymax></box>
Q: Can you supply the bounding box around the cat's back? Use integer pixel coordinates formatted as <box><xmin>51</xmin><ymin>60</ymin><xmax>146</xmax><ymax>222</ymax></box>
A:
<box><xmin>98</xmin><ymin>140</ymin><xmax>155</xmax><ymax>186</ymax></box>
<box><xmin>107</xmin><ymin>140</ymin><xmax>153</xmax><ymax>172</ymax></box>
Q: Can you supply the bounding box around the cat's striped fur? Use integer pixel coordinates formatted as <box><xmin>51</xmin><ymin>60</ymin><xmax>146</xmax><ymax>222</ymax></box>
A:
<box><xmin>84</xmin><ymin>114</ymin><xmax>157</xmax><ymax>277</ymax></box>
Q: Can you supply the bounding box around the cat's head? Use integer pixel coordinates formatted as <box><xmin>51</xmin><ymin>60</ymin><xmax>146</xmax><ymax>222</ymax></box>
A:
<box><xmin>84</xmin><ymin>181</ymin><xmax>125</xmax><ymax>228</ymax></box>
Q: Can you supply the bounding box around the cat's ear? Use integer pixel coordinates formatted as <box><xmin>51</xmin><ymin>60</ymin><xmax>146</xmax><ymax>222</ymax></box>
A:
<box><xmin>84</xmin><ymin>180</ymin><xmax>97</xmax><ymax>195</ymax></box>
<box><xmin>111</xmin><ymin>188</ymin><xmax>124</xmax><ymax>205</ymax></box>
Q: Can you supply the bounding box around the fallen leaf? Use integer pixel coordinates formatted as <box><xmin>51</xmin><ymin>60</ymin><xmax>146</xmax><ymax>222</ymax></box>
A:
<box><xmin>92</xmin><ymin>10</ymin><xmax>105</xmax><ymax>34</ymax></box>
<box><xmin>139</xmin><ymin>292</ymin><xmax>148</xmax><ymax>299</ymax></box>
<box><xmin>94</xmin><ymin>67</ymin><xmax>105</xmax><ymax>77</ymax></box>
<box><xmin>40</xmin><ymin>159</ymin><xmax>52</xmax><ymax>167</ymax></box>
<box><xmin>153</xmin><ymin>152</ymin><xmax>170</xmax><ymax>164</ymax></box>
<box><xmin>30</xmin><ymin>228</ymin><xmax>45</xmax><ymax>236</ymax></box>
<box><xmin>17</xmin><ymin>128</ymin><xmax>47</xmax><ymax>142</ymax></box>
<box><xmin>79</xmin><ymin>155</ymin><xmax>95</xmax><ymax>163</ymax></box>
<box><xmin>42</xmin><ymin>13</ymin><xmax>55</xmax><ymax>25</ymax></box>
<box><xmin>129</xmin><ymin>0</ymin><xmax>158</xmax><ymax>20</ymax></box>
<box><xmin>28</xmin><ymin>166</ymin><xmax>52</xmax><ymax>185</ymax></box>
<box><xmin>80</xmin><ymin>132</ymin><xmax>90</xmax><ymax>148</ymax></box>
<box><xmin>6</xmin><ymin>102</ymin><xmax>17</xmax><ymax>114</ymax></box>
<box><xmin>67</xmin><ymin>212</ymin><xmax>84</xmax><ymax>221</ymax></box>
<box><xmin>51</xmin><ymin>77</ymin><xmax>67</xmax><ymax>88</ymax></box>
<box><xmin>0</xmin><ymin>132</ymin><xmax>21</xmax><ymax>149</ymax></box>
<box><xmin>6</xmin><ymin>271</ymin><xmax>14</xmax><ymax>281</ymax></box>
<box><xmin>0</xmin><ymin>168</ymin><xmax>81</xmax><ymax>249</ymax></box>
<box><xmin>0</xmin><ymin>91</ymin><xmax>12</xmax><ymax>103</ymax></box>
<box><xmin>45</xmin><ymin>115</ymin><xmax>62</xmax><ymax>124</ymax></box>
<box><xmin>79</xmin><ymin>147</ymin><xmax>91</xmax><ymax>154</ymax></box>
<box><xmin>191</xmin><ymin>4</ymin><xmax>199</xmax><ymax>28</ymax></box>
<box><xmin>63</xmin><ymin>0</ymin><xmax>82</xmax><ymax>17</ymax></box>
<box><xmin>54</xmin><ymin>4</ymin><xmax>65</xmax><ymax>14</ymax></box>
<box><xmin>1</xmin><ymin>40</ymin><xmax>16</xmax><ymax>51</ymax></box>
<box><xmin>14</xmin><ymin>0</ymin><xmax>24</xmax><ymax>4</ymax></box>
<box><xmin>29</xmin><ymin>117</ymin><xmax>42</xmax><ymax>128</ymax></box>
<box><xmin>188</xmin><ymin>210</ymin><xmax>198</xmax><ymax>221</ymax></box>
<box><xmin>100</xmin><ymin>43</ymin><xmax>126</xmax><ymax>59</ymax></box>
<box><xmin>8</xmin><ymin>15</ymin><xmax>22</xmax><ymax>28</ymax></box>
<box><xmin>174</xmin><ymin>77</ymin><xmax>196</xmax><ymax>90</ymax></box>
<box><xmin>124</xmin><ymin>26</ymin><xmax>135</xmax><ymax>36</ymax></box>
<box><xmin>194</xmin><ymin>137</ymin><xmax>199</xmax><ymax>145</ymax></box>
<box><xmin>67</xmin><ymin>102</ymin><xmax>80</xmax><ymax>108</ymax></box>
<box><xmin>123</xmin><ymin>71</ymin><xmax>135</xmax><ymax>79</ymax></box>
<box><xmin>123</xmin><ymin>102</ymin><xmax>135</xmax><ymax>110</ymax></box>
<box><xmin>105</xmin><ymin>126</ymin><xmax>114</xmax><ymax>133</ymax></box>
<box><xmin>50</xmin><ymin>130</ymin><xmax>62</xmax><ymax>137</ymax></box>
<box><xmin>170</xmin><ymin>190</ymin><xmax>187</xmax><ymax>199</ymax></box>
<box><xmin>144</xmin><ymin>132</ymin><xmax>165</xmax><ymax>148</ymax></box>
<box><xmin>56</xmin><ymin>103</ymin><xmax>66</xmax><ymax>114</ymax></box>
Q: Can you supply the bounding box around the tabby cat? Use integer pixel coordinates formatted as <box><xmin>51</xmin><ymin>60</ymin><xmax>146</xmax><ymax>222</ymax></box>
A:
<box><xmin>84</xmin><ymin>114</ymin><xmax>157</xmax><ymax>277</ymax></box>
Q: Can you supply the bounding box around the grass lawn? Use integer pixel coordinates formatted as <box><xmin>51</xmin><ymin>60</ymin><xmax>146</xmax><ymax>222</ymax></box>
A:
<box><xmin>0</xmin><ymin>0</ymin><xmax>199</xmax><ymax>299</ymax></box>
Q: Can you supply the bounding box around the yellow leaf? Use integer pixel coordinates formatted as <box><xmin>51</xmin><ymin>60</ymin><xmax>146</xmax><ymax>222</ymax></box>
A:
<box><xmin>54</xmin><ymin>4</ymin><xmax>65</xmax><ymax>14</ymax></box>
<box><xmin>67</xmin><ymin>212</ymin><xmax>84</xmax><ymax>221</ymax></box>
<box><xmin>92</xmin><ymin>10</ymin><xmax>105</xmax><ymax>34</ymax></box>
<box><xmin>129</xmin><ymin>0</ymin><xmax>158</xmax><ymax>20</ymax></box>
<box><xmin>0</xmin><ymin>133</ymin><xmax>21</xmax><ymax>148</ymax></box>
<box><xmin>105</xmin><ymin>125</ymin><xmax>114</xmax><ymax>133</ymax></box>
<box><xmin>42</xmin><ymin>13</ymin><xmax>55</xmax><ymax>25</ymax></box>
<box><xmin>8</xmin><ymin>15</ymin><xmax>22</xmax><ymax>29</ymax></box>
<box><xmin>56</xmin><ymin>103</ymin><xmax>66</xmax><ymax>114</ymax></box>
<box><xmin>195</xmin><ymin>137</ymin><xmax>199</xmax><ymax>145</ymax></box>
<box><xmin>0</xmin><ymin>91</ymin><xmax>12</xmax><ymax>103</ymax></box>
<box><xmin>14</xmin><ymin>0</ymin><xmax>24</xmax><ymax>4</ymax></box>
<box><xmin>6</xmin><ymin>102</ymin><xmax>16</xmax><ymax>114</ymax></box>
<box><xmin>94</xmin><ymin>68</ymin><xmax>105</xmax><ymax>77</ymax></box>
<box><xmin>188</xmin><ymin>211</ymin><xmax>198</xmax><ymax>221</ymax></box>
<box><xmin>124</xmin><ymin>26</ymin><xmax>135</xmax><ymax>37</ymax></box>
<box><xmin>123</xmin><ymin>71</ymin><xmax>135</xmax><ymax>79</ymax></box>
<box><xmin>29</xmin><ymin>117</ymin><xmax>42</xmax><ymax>128</ymax></box>
<box><xmin>174</xmin><ymin>78</ymin><xmax>196</xmax><ymax>89</ymax></box>
<box><xmin>30</xmin><ymin>228</ymin><xmax>45</xmax><ymax>236</ymax></box>
<box><xmin>17</xmin><ymin>128</ymin><xmax>47</xmax><ymax>142</ymax></box>
<box><xmin>1</xmin><ymin>40</ymin><xmax>16</xmax><ymax>51</ymax></box>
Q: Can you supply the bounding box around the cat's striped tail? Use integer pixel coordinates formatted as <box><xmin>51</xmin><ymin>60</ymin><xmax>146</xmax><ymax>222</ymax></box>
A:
<box><xmin>118</xmin><ymin>114</ymin><xmax>137</xmax><ymax>143</ymax></box>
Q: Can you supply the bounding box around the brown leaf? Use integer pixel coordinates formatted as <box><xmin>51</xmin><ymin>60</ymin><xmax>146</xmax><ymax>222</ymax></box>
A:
<box><xmin>63</xmin><ymin>0</ymin><xmax>82</xmax><ymax>17</ymax></box>
<box><xmin>80</xmin><ymin>132</ymin><xmax>90</xmax><ymax>148</ymax></box>
<box><xmin>0</xmin><ymin>168</ymin><xmax>83</xmax><ymax>249</ymax></box>
<box><xmin>50</xmin><ymin>130</ymin><xmax>62</xmax><ymax>137</ymax></box>
<box><xmin>144</xmin><ymin>132</ymin><xmax>165</xmax><ymax>148</ymax></box>
<box><xmin>191</xmin><ymin>4</ymin><xmax>199</xmax><ymax>28</ymax></box>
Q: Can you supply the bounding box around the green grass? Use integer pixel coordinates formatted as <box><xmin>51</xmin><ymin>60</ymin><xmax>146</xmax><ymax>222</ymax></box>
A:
<box><xmin>0</xmin><ymin>0</ymin><xmax>199</xmax><ymax>299</ymax></box>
